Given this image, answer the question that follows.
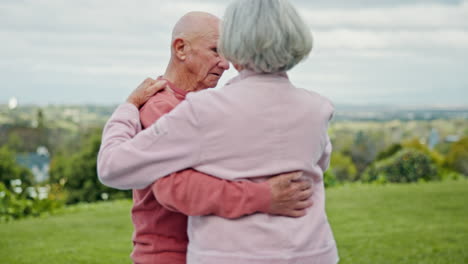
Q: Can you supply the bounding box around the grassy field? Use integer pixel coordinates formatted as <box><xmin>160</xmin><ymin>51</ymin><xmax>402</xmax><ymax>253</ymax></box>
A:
<box><xmin>1</xmin><ymin>180</ymin><xmax>467</xmax><ymax>264</ymax></box>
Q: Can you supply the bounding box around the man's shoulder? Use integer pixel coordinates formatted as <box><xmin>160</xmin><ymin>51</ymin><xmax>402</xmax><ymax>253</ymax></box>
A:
<box><xmin>139</xmin><ymin>90</ymin><xmax>183</xmax><ymax>128</ymax></box>
<box><xmin>141</xmin><ymin>90</ymin><xmax>181</xmax><ymax>113</ymax></box>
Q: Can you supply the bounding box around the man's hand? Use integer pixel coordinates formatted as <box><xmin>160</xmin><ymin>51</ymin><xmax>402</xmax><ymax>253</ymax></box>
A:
<box><xmin>267</xmin><ymin>171</ymin><xmax>313</xmax><ymax>218</ymax></box>
<box><xmin>127</xmin><ymin>78</ymin><xmax>168</xmax><ymax>108</ymax></box>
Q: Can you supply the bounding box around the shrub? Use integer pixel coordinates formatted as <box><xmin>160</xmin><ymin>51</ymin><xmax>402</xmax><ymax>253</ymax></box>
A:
<box><xmin>0</xmin><ymin>182</ymin><xmax>65</xmax><ymax>222</ymax></box>
<box><xmin>330</xmin><ymin>152</ymin><xmax>358</xmax><ymax>182</ymax></box>
<box><xmin>323</xmin><ymin>169</ymin><xmax>338</xmax><ymax>188</ymax></box>
<box><xmin>402</xmin><ymin>139</ymin><xmax>444</xmax><ymax>166</ymax></box>
<box><xmin>362</xmin><ymin>149</ymin><xmax>439</xmax><ymax>183</ymax></box>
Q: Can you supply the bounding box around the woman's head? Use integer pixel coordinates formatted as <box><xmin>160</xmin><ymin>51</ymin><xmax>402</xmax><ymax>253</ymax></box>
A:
<box><xmin>219</xmin><ymin>0</ymin><xmax>312</xmax><ymax>73</ymax></box>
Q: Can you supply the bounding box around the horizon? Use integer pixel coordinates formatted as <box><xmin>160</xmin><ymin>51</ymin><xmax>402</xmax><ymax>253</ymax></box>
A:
<box><xmin>2</xmin><ymin>100</ymin><xmax>468</xmax><ymax>110</ymax></box>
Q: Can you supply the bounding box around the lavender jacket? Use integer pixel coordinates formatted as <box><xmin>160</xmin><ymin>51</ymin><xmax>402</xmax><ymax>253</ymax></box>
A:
<box><xmin>98</xmin><ymin>70</ymin><xmax>338</xmax><ymax>264</ymax></box>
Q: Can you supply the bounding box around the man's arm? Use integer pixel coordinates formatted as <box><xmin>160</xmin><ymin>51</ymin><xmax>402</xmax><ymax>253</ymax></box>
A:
<box><xmin>153</xmin><ymin>170</ymin><xmax>313</xmax><ymax>218</ymax></box>
<box><xmin>153</xmin><ymin>169</ymin><xmax>269</xmax><ymax>218</ymax></box>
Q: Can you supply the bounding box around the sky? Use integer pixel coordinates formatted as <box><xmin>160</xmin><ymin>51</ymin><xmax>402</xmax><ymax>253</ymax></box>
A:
<box><xmin>0</xmin><ymin>0</ymin><xmax>467</xmax><ymax>106</ymax></box>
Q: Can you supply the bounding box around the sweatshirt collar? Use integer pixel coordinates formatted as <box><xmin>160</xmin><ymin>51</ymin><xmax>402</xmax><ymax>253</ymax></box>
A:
<box><xmin>157</xmin><ymin>76</ymin><xmax>188</xmax><ymax>99</ymax></box>
<box><xmin>226</xmin><ymin>70</ymin><xmax>289</xmax><ymax>86</ymax></box>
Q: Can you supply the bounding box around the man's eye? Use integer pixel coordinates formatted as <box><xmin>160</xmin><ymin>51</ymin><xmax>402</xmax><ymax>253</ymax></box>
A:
<box><xmin>211</xmin><ymin>48</ymin><xmax>218</xmax><ymax>53</ymax></box>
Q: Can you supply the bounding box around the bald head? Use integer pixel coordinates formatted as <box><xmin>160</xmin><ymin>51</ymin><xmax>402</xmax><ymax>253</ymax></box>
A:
<box><xmin>165</xmin><ymin>11</ymin><xmax>229</xmax><ymax>93</ymax></box>
<box><xmin>172</xmin><ymin>11</ymin><xmax>220</xmax><ymax>42</ymax></box>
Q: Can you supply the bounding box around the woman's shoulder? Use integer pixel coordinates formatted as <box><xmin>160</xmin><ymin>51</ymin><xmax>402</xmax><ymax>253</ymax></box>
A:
<box><xmin>295</xmin><ymin>87</ymin><xmax>335</xmax><ymax>119</ymax></box>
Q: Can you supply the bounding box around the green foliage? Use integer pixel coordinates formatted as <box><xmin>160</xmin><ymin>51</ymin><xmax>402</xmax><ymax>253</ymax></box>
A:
<box><xmin>402</xmin><ymin>138</ymin><xmax>445</xmax><ymax>166</ymax></box>
<box><xmin>0</xmin><ymin>146</ymin><xmax>34</xmax><ymax>188</ymax></box>
<box><xmin>0</xmin><ymin>182</ymin><xmax>64</xmax><ymax>222</ymax></box>
<box><xmin>5</xmin><ymin>133</ymin><xmax>24</xmax><ymax>150</ymax></box>
<box><xmin>439</xmin><ymin>168</ymin><xmax>464</xmax><ymax>181</ymax></box>
<box><xmin>362</xmin><ymin>149</ymin><xmax>439</xmax><ymax>183</ymax></box>
<box><xmin>348</xmin><ymin>130</ymin><xmax>380</xmax><ymax>174</ymax></box>
<box><xmin>0</xmin><ymin>145</ymin><xmax>65</xmax><ymax>221</ymax></box>
<box><xmin>376</xmin><ymin>143</ymin><xmax>402</xmax><ymax>161</ymax></box>
<box><xmin>330</xmin><ymin>152</ymin><xmax>358</xmax><ymax>182</ymax></box>
<box><xmin>445</xmin><ymin>136</ymin><xmax>468</xmax><ymax>176</ymax></box>
<box><xmin>323</xmin><ymin>169</ymin><xmax>338</xmax><ymax>188</ymax></box>
<box><xmin>49</xmin><ymin>129</ymin><xmax>131</xmax><ymax>204</ymax></box>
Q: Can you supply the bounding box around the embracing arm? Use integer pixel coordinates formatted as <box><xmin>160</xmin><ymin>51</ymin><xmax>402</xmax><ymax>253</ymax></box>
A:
<box><xmin>154</xmin><ymin>170</ymin><xmax>314</xmax><ymax>218</ymax></box>
<box><xmin>139</xmin><ymin>94</ymin><xmax>313</xmax><ymax>218</ymax></box>
<box><xmin>97</xmin><ymin>79</ymin><xmax>202</xmax><ymax>190</ymax></box>
<box><xmin>153</xmin><ymin>170</ymin><xmax>270</xmax><ymax>218</ymax></box>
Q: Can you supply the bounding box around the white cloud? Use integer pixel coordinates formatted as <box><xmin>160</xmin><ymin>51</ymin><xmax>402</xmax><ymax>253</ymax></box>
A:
<box><xmin>315</xmin><ymin>29</ymin><xmax>468</xmax><ymax>50</ymax></box>
<box><xmin>301</xmin><ymin>2</ymin><xmax>468</xmax><ymax>29</ymax></box>
<box><xmin>0</xmin><ymin>0</ymin><xmax>467</xmax><ymax>105</ymax></box>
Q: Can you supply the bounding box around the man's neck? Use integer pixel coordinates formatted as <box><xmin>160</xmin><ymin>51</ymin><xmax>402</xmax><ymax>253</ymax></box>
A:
<box><xmin>163</xmin><ymin>63</ymin><xmax>198</xmax><ymax>92</ymax></box>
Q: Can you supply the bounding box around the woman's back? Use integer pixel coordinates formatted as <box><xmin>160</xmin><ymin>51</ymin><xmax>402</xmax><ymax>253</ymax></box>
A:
<box><xmin>185</xmin><ymin>70</ymin><xmax>338</xmax><ymax>264</ymax></box>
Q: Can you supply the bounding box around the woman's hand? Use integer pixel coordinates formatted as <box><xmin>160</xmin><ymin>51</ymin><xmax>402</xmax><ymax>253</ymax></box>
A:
<box><xmin>127</xmin><ymin>78</ymin><xmax>168</xmax><ymax>108</ymax></box>
<box><xmin>267</xmin><ymin>171</ymin><xmax>314</xmax><ymax>218</ymax></box>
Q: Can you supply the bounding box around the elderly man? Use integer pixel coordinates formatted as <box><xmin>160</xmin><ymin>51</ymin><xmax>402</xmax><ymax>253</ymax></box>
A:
<box><xmin>101</xmin><ymin>12</ymin><xmax>313</xmax><ymax>264</ymax></box>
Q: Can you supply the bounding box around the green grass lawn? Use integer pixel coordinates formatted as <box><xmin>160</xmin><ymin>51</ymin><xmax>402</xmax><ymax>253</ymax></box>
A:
<box><xmin>1</xmin><ymin>180</ymin><xmax>467</xmax><ymax>264</ymax></box>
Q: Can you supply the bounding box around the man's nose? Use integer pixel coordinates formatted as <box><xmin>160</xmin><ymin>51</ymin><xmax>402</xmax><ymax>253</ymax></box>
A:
<box><xmin>218</xmin><ymin>56</ymin><xmax>230</xmax><ymax>70</ymax></box>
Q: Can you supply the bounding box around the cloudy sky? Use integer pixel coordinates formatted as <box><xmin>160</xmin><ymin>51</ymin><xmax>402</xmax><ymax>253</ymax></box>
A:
<box><xmin>0</xmin><ymin>0</ymin><xmax>467</xmax><ymax>106</ymax></box>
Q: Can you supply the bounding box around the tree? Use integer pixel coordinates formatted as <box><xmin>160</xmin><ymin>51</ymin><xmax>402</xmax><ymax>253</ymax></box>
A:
<box><xmin>0</xmin><ymin>146</ymin><xmax>34</xmax><ymax>191</ymax></box>
<box><xmin>402</xmin><ymin>138</ymin><xmax>444</xmax><ymax>166</ymax></box>
<box><xmin>349</xmin><ymin>130</ymin><xmax>379</xmax><ymax>175</ymax></box>
<box><xmin>50</xmin><ymin>128</ymin><xmax>131</xmax><ymax>204</ymax></box>
<box><xmin>376</xmin><ymin>143</ymin><xmax>402</xmax><ymax>161</ymax></box>
<box><xmin>329</xmin><ymin>152</ymin><xmax>358</xmax><ymax>182</ymax></box>
<box><xmin>445</xmin><ymin>137</ymin><xmax>468</xmax><ymax>176</ymax></box>
<box><xmin>5</xmin><ymin>134</ymin><xmax>24</xmax><ymax>151</ymax></box>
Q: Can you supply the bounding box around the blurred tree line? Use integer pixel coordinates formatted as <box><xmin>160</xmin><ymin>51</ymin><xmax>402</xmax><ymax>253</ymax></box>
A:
<box><xmin>49</xmin><ymin>128</ymin><xmax>131</xmax><ymax>204</ymax></box>
<box><xmin>1</xmin><ymin>107</ymin><xmax>467</xmax><ymax>220</ymax></box>
<box><xmin>325</xmin><ymin>125</ymin><xmax>468</xmax><ymax>187</ymax></box>
<box><xmin>0</xmin><ymin>108</ymin><xmax>130</xmax><ymax>220</ymax></box>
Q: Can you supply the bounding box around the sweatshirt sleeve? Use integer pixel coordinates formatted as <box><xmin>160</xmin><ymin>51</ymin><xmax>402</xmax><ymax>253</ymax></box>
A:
<box><xmin>97</xmin><ymin>99</ymin><xmax>202</xmax><ymax>190</ymax></box>
<box><xmin>317</xmin><ymin>135</ymin><xmax>332</xmax><ymax>172</ymax></box>
<box><xmin>153</xmin><ymin>169</ymin><xmax>271</xmax><ymax>218</ymax></box>
<box><xmin>317</xmin><ymin>98</ymin><xmax>334</xmax><ymax>172</ymax></box>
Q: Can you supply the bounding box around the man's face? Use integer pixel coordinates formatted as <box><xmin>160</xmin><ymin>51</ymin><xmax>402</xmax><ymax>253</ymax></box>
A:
<box><xmin>185</xmin><ymin>26</ymin><xmax>230</xmax><ymax>91</ymax></box>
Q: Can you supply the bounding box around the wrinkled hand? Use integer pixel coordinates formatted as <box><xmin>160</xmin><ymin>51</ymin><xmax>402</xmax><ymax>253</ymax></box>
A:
<box><xmin>267</xmin><ymin>171</ymin><xmax>313</xmax><ymax>218</ymax></box>
<box><xmin>127</xmin><ymin>78</ymin><xmax>168</xmax><ymax>108</ymax></box>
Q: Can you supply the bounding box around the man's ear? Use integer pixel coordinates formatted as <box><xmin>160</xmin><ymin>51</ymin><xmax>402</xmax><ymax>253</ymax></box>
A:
<box><xmin>173</xmin><ymin>38</ymin><xmax>188</xmax><ymax>60</ymax></box>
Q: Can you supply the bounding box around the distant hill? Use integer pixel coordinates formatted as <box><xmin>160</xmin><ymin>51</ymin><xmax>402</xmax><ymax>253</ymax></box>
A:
<box><xmin>1</xmin><ymin>104</ymin><xmax>467</xmax><ymax>126</ymax></box>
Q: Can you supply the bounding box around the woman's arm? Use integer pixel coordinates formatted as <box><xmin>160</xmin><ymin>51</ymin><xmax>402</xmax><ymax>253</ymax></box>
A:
<box><xmin>97</xmin><ymin>79</ymin><xmax>202</xmax><ymax>190</ymax></box>
<box><xmin>140</xmin><ymin>93</ymin><xmax>313</xmax><ymax>219</ymax></box>
<box><xmin>317</xmin><ymin>135</ymin><xmax>332</xmax><ymax>172</ymax></box>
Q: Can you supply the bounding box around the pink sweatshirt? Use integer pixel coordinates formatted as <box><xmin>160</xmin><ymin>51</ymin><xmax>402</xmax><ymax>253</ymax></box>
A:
<box><xmin>132</xmin><ymin>81</ymin><xmax>271</xmax><ymax>264</ymax></box>
<box><xmin>98</xmin><ymin>70</ymin><xmax>339</xmax><ymax>264</ymax></box>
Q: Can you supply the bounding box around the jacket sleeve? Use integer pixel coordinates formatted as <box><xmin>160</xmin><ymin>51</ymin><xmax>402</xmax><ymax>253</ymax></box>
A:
<box><xmin>153</xmin><ymin>169</ymin><xmax>271</xmax><ymax>218</ymax></box>
<box><xmin>97</xmin><ymin>100</ymin><xmax>202</xmax><ymax>190</ymax></box>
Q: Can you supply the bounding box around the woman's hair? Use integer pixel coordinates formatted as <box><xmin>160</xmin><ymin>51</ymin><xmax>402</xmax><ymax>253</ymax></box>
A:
<box><xmin>219</xmin><ymin>0</ymin><xmax>313</xmax><ymax>73</ymax></box>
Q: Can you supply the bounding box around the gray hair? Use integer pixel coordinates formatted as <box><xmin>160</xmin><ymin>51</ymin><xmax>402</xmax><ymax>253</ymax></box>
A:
<box><xmin>219</xmin><ymin>0</ymin><xmax>313</xmax><ymax>73</ymax></box>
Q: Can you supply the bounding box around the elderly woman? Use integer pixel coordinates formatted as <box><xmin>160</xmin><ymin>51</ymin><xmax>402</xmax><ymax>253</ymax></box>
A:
<box><xmin>98</xmin><ymin>0</ymin><xmax>338</xmax><ymax>263</ymax></box>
